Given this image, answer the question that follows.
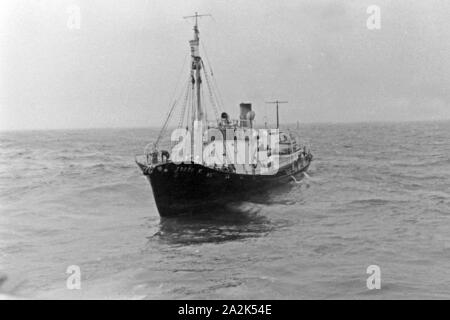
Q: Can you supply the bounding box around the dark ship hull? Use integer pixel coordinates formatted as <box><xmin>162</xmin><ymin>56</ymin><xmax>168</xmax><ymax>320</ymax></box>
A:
<box><xmin>137</xmin><ymin>159</ymin><xmax>311</xmax><ymax>217</ymax></box>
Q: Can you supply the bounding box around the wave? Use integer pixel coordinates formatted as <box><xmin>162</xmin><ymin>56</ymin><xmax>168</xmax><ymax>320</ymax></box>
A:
<box><xmin>78</xmin><ymin>182</ymin><xmax>139</xmax><ymax>195</ymax></box>
<box><xmin>347</xmin><ymin>198</ymin><xmax>392</xmax><ymax>206</ymax></box>
<box><xmin>390</xmin><ymin>158</ymin><xmax>450</xmax><ymax>168</ymax></box>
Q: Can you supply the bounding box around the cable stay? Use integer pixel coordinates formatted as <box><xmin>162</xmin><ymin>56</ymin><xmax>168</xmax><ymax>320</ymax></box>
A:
<box><xmin>201</xmin><ymin>41</ymin><xmax>226</xmax><ymax>113</ymax></box>
<box><xmin>201</xmin><ymin>60</ymin><xmax>220</xmax><ymax>121</ymax></box>
<box><xmin>152</xmin><ymin>52</ymin><xmax>189</xmax><ymax>150</ymax></box>
<box><xmin>153</xmin><ymin>99</ymin><xmax>178</xmax><ymax>149</ymax></box>
<box><xmin>177</xmin><ymin>78</ymin><xmax>192</xmax><ymax>128</ymax></box>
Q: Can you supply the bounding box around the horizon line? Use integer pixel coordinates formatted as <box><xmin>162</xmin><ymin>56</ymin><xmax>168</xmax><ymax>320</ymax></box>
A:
<box><xmin>1</xmin><ymin>118</ymin><xmax>450</xmax><ymax>133</ymax></box>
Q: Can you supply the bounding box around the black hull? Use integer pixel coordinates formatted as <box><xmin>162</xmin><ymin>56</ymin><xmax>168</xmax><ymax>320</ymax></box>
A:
<box><xmin>137</xmin><ymin>160</ymin><xmax>311</xmax><ymax>217</ymax></box>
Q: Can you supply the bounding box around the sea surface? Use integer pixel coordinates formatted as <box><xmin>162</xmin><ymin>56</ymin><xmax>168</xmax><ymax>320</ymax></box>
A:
<box><xmin>0</xmin><ymin>121</ymin><xmax>449</xmax><ymax>299</ymax></box>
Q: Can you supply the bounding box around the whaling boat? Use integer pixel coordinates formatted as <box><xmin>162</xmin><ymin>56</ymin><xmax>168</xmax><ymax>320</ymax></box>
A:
<box><xmin>136</xmin><ymin>13</ymin><xmax>313</xmax><ymax>217</ymax></box>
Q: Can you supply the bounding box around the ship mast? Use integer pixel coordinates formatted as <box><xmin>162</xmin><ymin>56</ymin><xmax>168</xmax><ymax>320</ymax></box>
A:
<box><xmin>265</xmin><ymin>100</ymin><xmax>288</xmax><ymax>129</ymax></box>
<box><xmin>184</xmin><ymin>12</ymin><xmax>211</xmax><ymax>126</ymax></box>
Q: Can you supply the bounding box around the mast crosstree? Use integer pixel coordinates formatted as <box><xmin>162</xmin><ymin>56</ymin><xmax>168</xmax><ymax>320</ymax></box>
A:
<box><xmin>183</xmin><ymin>12</ymin><xmax>212</xmax><ymax>26</ymax></box>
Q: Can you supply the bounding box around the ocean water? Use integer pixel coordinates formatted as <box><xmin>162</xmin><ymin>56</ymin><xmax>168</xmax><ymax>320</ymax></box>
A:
<box><xmin>0</xmin><ymin>121</ymin><xmax>449</xmax><ymax>299</ymax></box>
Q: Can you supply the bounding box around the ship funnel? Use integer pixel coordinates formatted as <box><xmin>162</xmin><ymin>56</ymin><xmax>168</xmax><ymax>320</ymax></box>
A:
<box><xmin>239</xmin><ymin>103</ymin><xmax>253</xmax><ymax>127</ymax></box>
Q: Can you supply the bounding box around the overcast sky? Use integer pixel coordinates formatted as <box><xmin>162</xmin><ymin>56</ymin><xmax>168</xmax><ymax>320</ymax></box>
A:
<box><xmin>1</xmin><ymin>0</ymin><xmax>450</xmax><ymax>130</ymax></box>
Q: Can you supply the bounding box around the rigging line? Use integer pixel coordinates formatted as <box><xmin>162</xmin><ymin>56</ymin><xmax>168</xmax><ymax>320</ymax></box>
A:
<box><xmin>200</xmin><ymin>41</ymin><xmax>214</xmax><ymax>76</ymax></box>
<box><xmin>201</xmin><ymin>61</ymin><xmax>220</xmax><ymax>120</ymax></box>
<box><xmin>186</xmin><ymin>82</ymin><xmax>192</xmax><ymax>130</ymax></box>
<box><xmin>201</xmin><ymin>85</ymin><xmax>207</xmax><ymax>123</ymax></box>
<box><xmin>210</xmin><ymin>69</ymin><xmax>226</xmax><ymax>114</ymax></box>
<box><xmin>174</xmin><ymin>78</ymin><xmax>188</xmax><ymax>127</ymax></box>
<box><xmin>168</xmin><ymin>52</ymin><xmax>190</xmax><ymax>108</ymax></box>
<box><xmin>153</xmin><ymin>53</ymin><xmax>189</xmax><ymax>148</ymax></box>
<box><xmin>178</xmin><ymin>78</ymin><xmax>191</xmax><ymax>128</ymax></box>
<box><xmin>154</xmin><ymin>99</ymin><xmax>178</xmax><ymax>149</ymax></box>
<box><xmin>162</xmin><ymin>81</ymin><xmax>188</xmax><ymax>144</ymax></box>
<box><xmin>202</xmin><ymin>58</ymin><xmax>222</xmax><ymax>116</ymax></box>
<box><xmin>200</xmin><ymin>62</ymin><xmax>214</xmax><ymax>107</ymax></box>
<box><xmin>155</xmin><ymin>79</ymin><xmax>190</xmax><ymax>148</ymax></box>
<box><xmin>154</xmin><ymin>92</ymin><xmax>179</xmax><ymax>149</ymax></box>
<box><xmin>177</xmin><ymin>80</ymin><xmax>186</xmax><ymax>128</ymax></box>
<box><xmin>157</xmin><ymin>87</ymin><xmax>186</xmax><ymax>143</ymax></box>
<box><xmin>211</xmin><ymin>72</ymin><xmax>225</xmax><ymax>110</ymax></box>
<box><xmin>210</xmin><ymin>74</ymin><xmax>224</xmax><ymax>116</ymax></box>
<box><xmin>201</xmin><ymin>41</ymin><xmax>226</xmax><ymax>111</ymax></box>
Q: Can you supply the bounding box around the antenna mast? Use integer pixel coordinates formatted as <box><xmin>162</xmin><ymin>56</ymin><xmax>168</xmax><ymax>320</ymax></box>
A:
<box><xmin>265</xmin><ymin>100</ymin><xmax>288</xmax><ymax>129</ymax></box>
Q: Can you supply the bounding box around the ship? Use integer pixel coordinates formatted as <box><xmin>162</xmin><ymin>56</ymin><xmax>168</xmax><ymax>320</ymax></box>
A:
<box><xmin>136</xmin><ymin>13</ymin><xmax>313</xmax><ymax>217</ymax></box>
